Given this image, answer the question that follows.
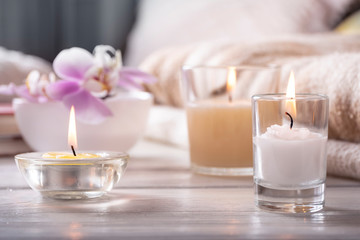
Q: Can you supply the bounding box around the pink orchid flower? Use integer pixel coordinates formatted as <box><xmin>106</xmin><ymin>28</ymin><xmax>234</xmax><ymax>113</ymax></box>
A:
<box><xmin>48</xmin><ymin>45</ymin><xmax>156</xmax><ymax>124</ymax></box>
<box><xmin>0</xmin><ymin>70</ymin><xmax>55</xmax><ymax>103</ymax></box>
<box><xmin>0</xmin><ymin>45</ymin><xmax>156</xmax><ymax>124</ymax></box>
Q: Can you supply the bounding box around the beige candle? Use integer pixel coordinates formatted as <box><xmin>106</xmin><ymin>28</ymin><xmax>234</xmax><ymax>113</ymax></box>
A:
<box><xmin>182</xmin><ymin>65</ymin><xmax>280</xmax><ymax>175</ymax></box>
<box><xmin>186</xmin><ymin>100</ymin><xmax>253</xmax><ymax>169</ymax></box>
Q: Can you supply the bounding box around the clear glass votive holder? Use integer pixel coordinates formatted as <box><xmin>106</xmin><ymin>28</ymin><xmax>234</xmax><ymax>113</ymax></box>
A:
<box><xmin>15</xmin><ymin>151</ymin><xmax>129</xmax><ymax>200</ymax></box>
<box><xmin>182</xmin><ymin>65</ymin><xmax>280</xmax><ymax>176</ymax></box>
<box><xmin>252</xmin><ymin>94</ymin><xmax>329</xmax><ymax>213</ymax></box>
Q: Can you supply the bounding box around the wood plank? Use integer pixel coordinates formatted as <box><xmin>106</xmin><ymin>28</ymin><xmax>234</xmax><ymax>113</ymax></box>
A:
<box><xmin>0</xmin><ymin>188</ymin><xmax>360</xmax><ymax>239</ymax></box>
<box><xmin>1</xmin><ymin>139</ymin><xmax>360</xmax><ymax>239</ymax></box>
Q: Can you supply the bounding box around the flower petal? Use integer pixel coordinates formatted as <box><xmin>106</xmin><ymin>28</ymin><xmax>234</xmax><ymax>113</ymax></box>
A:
<box><xmin>117</xmin><ymin>75</ymin><xmax>144</xmax><ymax>90</ymax></box>
<box><xmin>37</xmin><ymin>96</ymin><xmax>49</xmax><ymax>103</ymax></box>
<box><xmin>46</xmin><ymin>81</ymin><xmax>80</xmax><ymax>101</ymax></box>
<box><xmin>26</xmin><ymin>70</ymin><xmax>41</xmax><ymax>95</ymax></box>
<box><xmin>53</xmin><ymin>47</ymin><xmax>94</xmax><ymax>81</ymax></box>
<box><xmin>120</xmin><ymin>67</ymin><xmax>157</xmax><ymax>84</ymax></box>
<box><xmin>93</xmin><ymin>45</ymin><xmax>117</xmax><ymax>68</ymax></box>
<box><xmin>62</xmin><ymin>88</ymin><xmax>113</xmax><ymax>124</ymax></box>
<box><xmin>0</xmin><ymin>83</ymin><xmax>16</xmax><ymax>95</ymax></box>
<box><xmin>83</xmin><ymin>79</ymin><xmax>106</xmax><ymax>92</ymax></box>
<box><xmin>14</xmin><ymin>85</ymin><xmax>39</xmax><ymax>102</ymax></box>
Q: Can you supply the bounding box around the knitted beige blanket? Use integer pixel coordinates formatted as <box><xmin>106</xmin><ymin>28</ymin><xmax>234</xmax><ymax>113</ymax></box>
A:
<box><xmin>140</xmin><ymin>33</ymin><xmax>360</xmax><ymax>180</ymax></box>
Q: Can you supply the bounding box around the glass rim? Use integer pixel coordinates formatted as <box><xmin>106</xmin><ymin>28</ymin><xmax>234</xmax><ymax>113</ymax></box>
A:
<box><xmin>15</xmin><ymin>151</ymin><xmax>129</xmax><ymax>164</ymax></box>
<box><xmin>252</xmin><ymin>93</ymin><xmax>328</xmax><ymax>101</ymax></box>
<box><xmin>182</xmin><ymin>64</ymin><xmax>281</xmax><ymax>71</ymax></box>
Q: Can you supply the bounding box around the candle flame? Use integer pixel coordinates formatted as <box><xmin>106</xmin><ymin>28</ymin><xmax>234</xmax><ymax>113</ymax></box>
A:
<box><xmin>68</xmin><ymin>105</ymin><xmax>78</xmax><ymax>149</ymax></box>
<box><xmin>227</xmin><ymin>67</ymin><xmax>236</xmax><ymax>102</ymax></box>
<box><xmin>227</xmin><ymin>67</ymin><xmax>236</xmax><ymax>92</ymax></box>
<box><xmin>286</xmin><ymin>71</ymin><xmax>296</xmax><ymax>118</ymax></box>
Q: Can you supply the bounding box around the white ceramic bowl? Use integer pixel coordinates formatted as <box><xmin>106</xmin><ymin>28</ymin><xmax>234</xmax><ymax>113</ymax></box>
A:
<box><xmin>13</xmin><ymin>92</ymin><xmax>153</xmax><ymax>151</ymax></box>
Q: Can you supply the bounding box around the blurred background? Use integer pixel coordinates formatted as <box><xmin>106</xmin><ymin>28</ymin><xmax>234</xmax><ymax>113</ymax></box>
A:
<box><xmin>0</xmin><ymin>0</ymin><xmax>359</xmax><ymax>65</ymax></box>
<box><xmin>0</xmin><ymin>0</ymin><xmax>137</xmax><ymax>62</ymax></box>
<box><xmin>0</xmin><ymin>0</ymin><xmax>359</xmax><ymax>103</ymax></box>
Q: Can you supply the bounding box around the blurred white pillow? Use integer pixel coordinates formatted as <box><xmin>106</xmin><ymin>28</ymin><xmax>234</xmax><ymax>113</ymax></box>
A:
<box><xmin>0</xmin><ymin>47</ymin><xmax>51</xmax><ymax>102</ymax></box>
<box><xmin>145</xmin><ymin>105</ymin><xmax>188</xmax><ymax>149</ymax></box>
<box><xmin>125</xmin><ymin>0</ymin><xmax>351</xmax><ymax>66</ymax></box>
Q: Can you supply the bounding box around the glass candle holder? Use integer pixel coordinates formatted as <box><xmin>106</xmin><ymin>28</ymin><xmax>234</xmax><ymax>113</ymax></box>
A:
<box><xmin>182</xmin><ymin>65</ymin><xmax>280</xmax><ymax>176</ymax></box>
<box><xmin>252</xmin><ymin>94</ymin><xmax>329</xmax><ymax>213</ymax></box>
<box><xmin>15</xmin><ymin>151</ymin><xmax>129</xmax><ymax>200</ymax></box>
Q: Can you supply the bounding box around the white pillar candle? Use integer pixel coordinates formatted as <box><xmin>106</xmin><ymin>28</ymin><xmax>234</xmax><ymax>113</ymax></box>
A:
<box><xmin>253</xmin><ymin>124</ymin><xmax>327</xmax><ymax>187</ymax></box>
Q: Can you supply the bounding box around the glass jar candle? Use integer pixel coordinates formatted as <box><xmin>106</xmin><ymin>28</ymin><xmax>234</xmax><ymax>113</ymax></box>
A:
<box><xmin>252</xmin><ymin>93</ymin><xmax>329</xmax><ymax>213</ymax></box>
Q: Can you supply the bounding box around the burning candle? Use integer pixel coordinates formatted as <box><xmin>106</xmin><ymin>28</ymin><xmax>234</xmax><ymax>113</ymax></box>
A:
<box><xmin>42</xmin><ymin>106</ymin><xmax>99</xmax><ymax>159</ymax></box>
<box><xmin>14</xmin><ymin>106</ymin><xmax>129</xmax><ymax>199</ymax></box>
<box><xmin>252</xmin><ymin>71</ymin><xmax>329</xmax><ymax>213</ymax></box>
<box><xmin>184</xmin><ymin>67</ymin><xmax>253</xmax><ymax>176</ymax></box>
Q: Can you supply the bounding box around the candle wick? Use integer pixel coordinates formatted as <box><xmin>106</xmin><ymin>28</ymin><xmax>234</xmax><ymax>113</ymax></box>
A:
<box><xmin>71</xmin><ymin>145</ymin><xmax>77</xmax><ymax>156</ymax></box>
<box><xmin>228</xmin><ymin>94</ymin><xmax>232</xmax><ymax>103</ymax></box>
<box><xmin>285</xmin><ymin>112</ymin><xmax>293</xmax><ymax>129</ymax></box>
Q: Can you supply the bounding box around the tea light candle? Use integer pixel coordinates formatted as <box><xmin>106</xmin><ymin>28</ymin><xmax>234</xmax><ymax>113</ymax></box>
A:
<box><xmin>42</xmin><ymin>106</ymin><xmax>100</xmax><ymax>159</ymax></box>
<box><xmin>186</xmin><ymin>68</ymin><xmax>253</xmax><ymax>175</ymax></box>
<box><xmin>14</xmin><ymin>105</ymin><xmax>129</xmax><ymax>199</ymax></box>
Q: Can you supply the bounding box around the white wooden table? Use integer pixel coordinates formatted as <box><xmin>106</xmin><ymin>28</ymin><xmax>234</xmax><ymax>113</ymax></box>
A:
<box><xmin>1</xmin><ymin>139</ymin><xmax>360</xmax><ymax>239</ymax></box>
